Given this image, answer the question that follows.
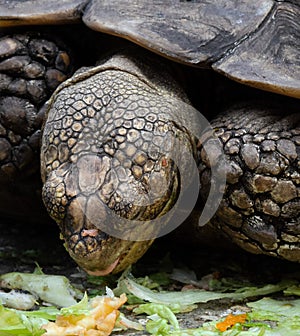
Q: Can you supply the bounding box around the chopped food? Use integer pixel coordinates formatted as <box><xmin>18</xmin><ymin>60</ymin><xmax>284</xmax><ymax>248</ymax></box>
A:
<box><xmin>0</xmin><ymin>272</ymin><xmax>81</xmax><ymax>307</ymax></box>
<box><xmin>247</xmin><ymin>297</ymin><xmax>300</xmax><ymax>332</ymax></box>
<box><xmin>0</xmin><ymin>271</ymin><xmax>139</xmax><ymax>336</ymax></box>
<box><xmin>0</xmin><ymin>289</ymin><xmax>36</xmax><ymax>310</ymax></box>
<box><xmin>216</xmin><ymin>313</ymin><xmax>247</xmax><ymax>332</ymax></box>
<box><xmin>116</xmin><ymin>277</ymin><xmax>294</xmax><ymax>308</ymax></box>
<box><xmin>0</xmin><ymin>291</ymin><xmax>138</xmax><ymax>336</ymax></box>
<box><xmin>42</xmin><ymin>293</ymin><xmax>127</xmax><ymax>336</ymax></box>
<box><xmin>2</xmin><ymin>270</ymin><xmax>300</xmax><ymax>336</ymax></box>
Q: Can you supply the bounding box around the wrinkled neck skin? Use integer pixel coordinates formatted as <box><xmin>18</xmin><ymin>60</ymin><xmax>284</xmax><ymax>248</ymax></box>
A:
<box><xmin>40</xmin><ymin>50</ymin><xmax>200</xmax><ymax>275</ymax></box>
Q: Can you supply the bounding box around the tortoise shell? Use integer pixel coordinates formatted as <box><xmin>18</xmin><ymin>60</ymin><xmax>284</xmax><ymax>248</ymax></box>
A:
<box><xmin>0</xmin><ymin>0</ymin><xmax>299</xmax><ymax>98</ymax></box>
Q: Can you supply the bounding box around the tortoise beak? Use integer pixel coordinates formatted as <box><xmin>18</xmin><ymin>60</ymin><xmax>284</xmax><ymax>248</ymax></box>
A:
<box><xmin>83</xmin><ymin>258</ymin><xmax>120</xmax><ymax>276</ymax></box>
<box><xmin>65</xmin><ymin>226</ymin><xmax>154</xmax><ymax>275</ymax></box>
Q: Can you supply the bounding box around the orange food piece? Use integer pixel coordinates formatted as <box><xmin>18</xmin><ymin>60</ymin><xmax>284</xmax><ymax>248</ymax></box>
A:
<box><xmin>216</xmin><ymin>313</ymin><xmax>247</xmax><ymax>332</ymax></box>
<box><xmin>42</xmin><ymin>294</ymin><xmax>127</xmax><ymax>336</ymax></box>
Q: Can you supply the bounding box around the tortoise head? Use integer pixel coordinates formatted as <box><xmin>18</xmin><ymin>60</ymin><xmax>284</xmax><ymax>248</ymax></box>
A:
<box><xmin>40</xmin><ymin>51</ymin><xmax>197</xmax><ymax>275</ymax></box>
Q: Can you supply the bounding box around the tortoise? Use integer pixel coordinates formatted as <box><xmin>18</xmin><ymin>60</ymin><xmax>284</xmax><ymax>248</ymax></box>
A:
<box><xmin>0</xmin><ymin>0</ymin><xmax>299</xmax><ymax>276</ymax></box>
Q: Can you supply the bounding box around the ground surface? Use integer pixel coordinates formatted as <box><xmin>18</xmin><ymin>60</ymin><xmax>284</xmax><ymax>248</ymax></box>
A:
<box><xmin>1</xmin><ymin>216</ymin><xmax>300</xmax><ymax>335</ymax></box>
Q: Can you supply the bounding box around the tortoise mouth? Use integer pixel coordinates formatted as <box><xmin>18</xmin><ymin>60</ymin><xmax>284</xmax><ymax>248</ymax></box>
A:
<box><xmin>65</xmin><ymin>228</ymin><xmax>155</xmax><ymax>275</ymax></box>
<box><xmin>84</xmin><ymin>257</ymin><xmax>120</xmax><ymax>276</ymax></box>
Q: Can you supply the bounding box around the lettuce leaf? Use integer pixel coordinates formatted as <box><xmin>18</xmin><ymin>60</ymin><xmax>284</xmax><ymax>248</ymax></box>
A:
<box><xmin>118</xmin><ymin>277</ymin><xmax>293</xmax><ymax>308</ymax></box>
<box><xmin>0</xmin><ymin>272</ymin><xmax>82</xmax><ymax>307</ymax></box>
<box><xmin>0</xmin><ymin>304</ymin><xmax>48</xmax><ymax>336</ymax></box>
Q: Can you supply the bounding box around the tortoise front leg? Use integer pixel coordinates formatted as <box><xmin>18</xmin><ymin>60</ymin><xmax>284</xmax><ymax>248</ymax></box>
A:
<box><xmin>0</xmin><ymin>32</ymin><xmax>73</xmax><ymax>217</ymax></box>
<box><xmin>200</xmin><ymin>101</ymin><xmax>300</xmax><ymax>261</ymax></box>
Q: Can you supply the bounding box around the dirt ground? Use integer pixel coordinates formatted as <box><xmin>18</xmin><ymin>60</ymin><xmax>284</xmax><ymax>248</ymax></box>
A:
<box><xmin>1</xmin><ymin>215</ymin><xmax>300</xmax><ymax>335</ymax></box>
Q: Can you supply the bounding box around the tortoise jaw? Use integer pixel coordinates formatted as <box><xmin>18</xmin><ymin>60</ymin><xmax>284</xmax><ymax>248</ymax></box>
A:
<box><xmin>84</xmin><ymin>257</ymin><xmax>120</xmax><ymax>276</ymax></box>
<box><xmin>63</xmin><ymin>223</ymin><xmax>154</xmax><ymax>275</ymax></box>
<box><xmin>70</xmin><ymin>240</ymin><xmax>154</xmax><ymax>275</ymax></box>
<box><xmin>66</xmin><ymin>238</ymin><xmax>122</xmax><ymax>275</ymax></box>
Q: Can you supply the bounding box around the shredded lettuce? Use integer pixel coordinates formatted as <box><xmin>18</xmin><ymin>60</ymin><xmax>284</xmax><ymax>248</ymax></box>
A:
<box><xmin>0</xmin><ymin>304</ymin><xmax>49</xmax><ymax>336</ymax></box>
<box><xmin>0</xmin><ymin>290</ymin><xmax>36</xmax><ymax>310</ymax></box>
<box><xmin>1</xmin><ymin>270</ymin><xmax>300</xmax><ymax>336</ymax></box>
<box><xmin>0</xmin><ymin>290</ymin><xmax>132</xmax><ymax>335</ymax></box>
<box><xmin>117</xmin><ymin>277</ymin><xmax>300</xmax><ymax>336</ymax></box>
<box><xmin>134</xmin><ymin>303</ymin><xmax>180</xmax><ymax>330</ymax></box>
<box><xmin>0</xmin><ymin>272</ymin><xmax>82</xmax><ymax>307</ymax></box>
<box><xmin>284</xmin><ymin>285</ymin><xmax>300</xmax><ymax>296</ymax></box>
<box><xmin>118</xmin><ymin>277</ymin><xmax>294</xmax><ymax>308</ymax></box>
<box><xmin>248</xmin><ymin>297</ymin><xmax>300</xmax><ymax>332</ymax></box>
<box><xmin>60</xmin><ymin>292</ymin><xmax>89</xmax><ymax>316</ymax></box>
<box><xmin>132</xmin><ymin>297</ymin><xmax>300</xmax><ymax>336</ymax></box>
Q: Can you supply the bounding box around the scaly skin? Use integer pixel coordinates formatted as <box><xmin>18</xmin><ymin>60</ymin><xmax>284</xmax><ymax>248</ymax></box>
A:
<box><xmin>1</xmin><ymin>34</ymin><xmax>299</xmax><ymax>273</ymax></box>
<box><xmin>41</xmin><ymin>51</ymin><xmax>200</xmax><ymax>274</ymax></box>
<box><xmin>0</xmin><ymin>33</ymin><xmax>73</xmax><ymax>218</ymax></box>
<box><xmin>41</xmin><ymin>50</ymin><xmax>300</xmax><ymax>274</ymax></box>
<box><xmin>199</xmin><ymin>103</ymin><xmax>300</xmax><ymax>261</ymax></box>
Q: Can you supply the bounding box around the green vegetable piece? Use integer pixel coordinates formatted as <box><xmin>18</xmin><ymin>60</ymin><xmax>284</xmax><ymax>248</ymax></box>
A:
<box><xmin>134</xmin><ymin>303</ymin><xmax>179</xmax><ymax>330</ymax></box>
<box><xmin>247</xmin><ymin>298</ymin><xmax>300</xmax><ymax>335</ymax></box>
<box><xmin>0</xmin><ymin>272</ymin><xmax>81</xmax><ymax>307</ymax></box>
<box><xmin>0</xmin><ymin>290</ymin><xmax>36</xmax><ymax>310</ymax></box>
<box><xmin>121</xmin><ymin>278</ymin><xmax>293</xmax><ymax>306</ymax></box>
<box><xmin>60</xmin><ymin>292</ymin><xmax>89</xmax><ymax>316</ymax></box>
<box><xmin>284</xmin><ymin>285</ymin><xmax>300</xmax><ymax>297</ymax></box>
<box><xmin>248</xmin><ymin>297</ymin><xmax>300</xmax><ymax>319</ymax></box>
<box><xmin>146</xmin><ymin>317</ymin><xmax>170</xmax><ymax>335</ymax></box>
<box><xmin>0</xmin><ymin>304</ymin><xmax>47</xmax><ymax>336</ymax></box>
